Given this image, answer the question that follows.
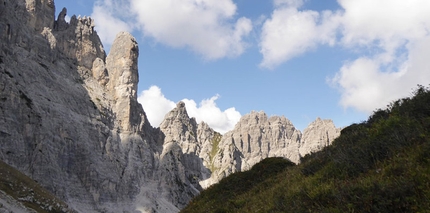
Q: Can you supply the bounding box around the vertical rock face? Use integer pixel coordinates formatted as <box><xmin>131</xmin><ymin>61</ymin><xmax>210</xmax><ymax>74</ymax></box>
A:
<box><xmin>0</xmin><ymin>0</ymin><xmax>342</xmax><ymax>212</ymax></box>
<box><xmin>300</xmin><ymin>118</ymin><xmax>342</xmax><ymax>157</ymax></box>
<box><xmin>153</xmin><ymin>102</ymin><xmax>210</xmax><ymax>210</ymax></box>
<box><xmin>25</xmin><ymin>0</ymin><xmax>55</xmax><ymax>32</ymax></box>
<box><xmin>1</xmin><ymin>0</ymin><xmax>160</xmax><ymax>212</ymax></box>
<box><xmin>199</xmin><ymin>111</ymin><xmax>341</xmax><ymax>187</ymax></box>
<box><xmin>106</xmin><ymin>32</ymin><xmax>142</xmax><ymax>132</ymax></box>
<box><xmin>201</xmin><ymin>111</ymin><xmax>300</xmax><ymax>186</ymax></box>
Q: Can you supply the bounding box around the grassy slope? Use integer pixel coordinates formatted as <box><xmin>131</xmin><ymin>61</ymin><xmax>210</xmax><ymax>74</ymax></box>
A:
<box><xmin>181</xmin><ymin>85</ymin><xmax>430</xmax><ymax>213</ymax></box>
<box><xmin>0</xmin><ymin>160</ymin><xmax>76</xmax><ymax>213</ymax></box>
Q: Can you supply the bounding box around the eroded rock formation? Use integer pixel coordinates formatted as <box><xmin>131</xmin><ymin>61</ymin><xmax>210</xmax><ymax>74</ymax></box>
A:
<box><xmin>199</xmin><ymin>111</ymin><xmax>341</xmax><ymax>187</ymax></box>
<box><xmin>1</xmin><ymin>0</ymin><xmax>182</xmax><ymax>212</ymax></box>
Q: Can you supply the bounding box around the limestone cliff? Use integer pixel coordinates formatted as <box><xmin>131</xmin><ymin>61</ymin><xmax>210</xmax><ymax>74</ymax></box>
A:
<box><xmin>300</xmin><ymin>117</ymin><xmax>342</xmax><ymax>157</ymax></box>
<box><xmin>0</xmin><ymin>0</ymin><xmax>341</xmax><ymax>212</ymax></box>
<box><xmin>0</xmin><ymin>0</ymin><xmax>191</xmax><ymax>212</ymax></box>
<box><xmin>199</xmin><ymin>111</ymin><xmax>341</xmax><ymax>186</ymax></box>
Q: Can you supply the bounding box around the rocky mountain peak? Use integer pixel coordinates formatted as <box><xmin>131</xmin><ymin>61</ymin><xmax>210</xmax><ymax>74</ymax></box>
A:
<box><xmin>160</xmin><ymin>101</ymin><xmax>197</xmax><ymax>145</ymax></box>
<box><xmin>299</xmin><ymin>118</ymin><xmax>341</xmax><ymax>156</ymax></box>
<box><xmin>162</xmin><ymin>101</ymin><xmax>191</xmax><ymax>123</ymax></box>
<box><xmin>200</xmin><ymin>112</ymin><xmax>341</xmax><ymax>187</ymax></box>
<box><xmin>55</xmin><ymin>7</ymin><xmax>68</xmax><ymax>30</ymax></box>
<box><xmin>105</xmin><ymin>31</ymin><xmax>142</xmax><ymax>132</ymax></box>
<box><xmin>177</xmin><ymin>100</ymin><xmax>185</xmax><ymax>108</ymax></box>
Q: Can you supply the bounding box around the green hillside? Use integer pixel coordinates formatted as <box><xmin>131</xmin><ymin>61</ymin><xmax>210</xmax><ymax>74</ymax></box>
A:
<box><xmin>181</xmin><ymin>85</ymin><xmax>430</xmax><ymax>213</ymax></box>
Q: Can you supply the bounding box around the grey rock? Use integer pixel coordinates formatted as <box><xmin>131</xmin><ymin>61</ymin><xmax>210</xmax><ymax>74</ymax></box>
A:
<box><xmin>201</xmin><ymin>112</ymin><xmax>341</xmax><ymax>187</ymax></box>
<box><xmin>156</xmin><ymin>101</ymin><xmax>213</xmax><ymax>209</ymax></box>
<box><xmin>25</xmin><ymin>0</ymin><xmax>56</xmax><ymax>32</ymax></box>
<box><xmin>201</xmin><ymin>111</ymin><xmax>301</xmax><ymax>186</ymax></box>
<box><xmin>106</xmin><ymin>31</ymin><xmax>142</xmax><ymax>132</ymax></box>
<box><xmin>1</xmin><ymin>0</ymin><xmax>161</xmax><ymax>212</ymax></box>
<box><xmin>299</xmin><ymin>117</ymin><xmax>341</xmax><ymax>157</ymax></box>
<box><xmin>54</xmin><ymin>7</ymin><xmax>68</xmax><ymax>31</ymax></box>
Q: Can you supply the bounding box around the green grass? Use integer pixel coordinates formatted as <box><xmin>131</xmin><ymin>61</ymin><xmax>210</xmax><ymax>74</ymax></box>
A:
<box><xmin>0</xmin><ymin>160</ymin><xmax>76</xmax><ymax>213</ymax></box>
<box><xmin>209</xmin><ymin>132</ymin><xmax>222</xmax><ymax>172</ymax></box>
<box><xmin>181</xmin><ymin>85</ymin><xmax>430</xmax><ymax>213</ymax></box>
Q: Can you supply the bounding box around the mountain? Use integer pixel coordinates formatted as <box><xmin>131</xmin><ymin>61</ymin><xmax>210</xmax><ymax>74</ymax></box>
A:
<box><xmin>0</xmin><ymin>0</ymin><xmax>340</xmax><ymax>212</ymax></box>
<box><xmin>181</xmin><ymin>85</ymin><xmax>430</xmax><ymax>213</ymax></box>
<box><xmin>200</xmin><ymin>112</ymin><xmax>340</xmax><ymax>187</ymax></box>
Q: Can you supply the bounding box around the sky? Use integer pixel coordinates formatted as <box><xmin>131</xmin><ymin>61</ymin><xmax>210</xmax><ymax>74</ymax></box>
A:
<box><xmin>54</xmin><ymin>0</ymin><xmax>430</xmax><ymax>134</ymax></box>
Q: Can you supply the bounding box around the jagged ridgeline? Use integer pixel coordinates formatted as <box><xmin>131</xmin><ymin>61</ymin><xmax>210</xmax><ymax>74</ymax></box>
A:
<box><xmin>181</xmin><ymin>85</ymin><xmax>430</xmax><ymax>213</ymax></box>
<box><xmin>0</xmin><ymin>0</ymin><xmax>341</xmax><ymax>212</ymax></box>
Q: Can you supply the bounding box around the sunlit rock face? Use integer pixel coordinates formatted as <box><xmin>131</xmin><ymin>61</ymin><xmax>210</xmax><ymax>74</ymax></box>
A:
<box><xmin>200</xmin><ymin>111</ymin><xmax>341</xmax><ymax>187</ymax></box>
<box><xmin>0</xmin><ymin>0</ymin><xmax>341</xmax><ymax>212</ymax></box>
<box><xmin>300</xmin><ymin>117</ymin><xmax>342</xmax><ymax>157</ymax></box>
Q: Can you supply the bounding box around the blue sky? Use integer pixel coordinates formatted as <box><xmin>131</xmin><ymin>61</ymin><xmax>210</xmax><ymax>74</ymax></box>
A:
<box><xmin>54</xmin><ymin>0</ymin><xmax>430</xmax><ymax>133</ymax></box>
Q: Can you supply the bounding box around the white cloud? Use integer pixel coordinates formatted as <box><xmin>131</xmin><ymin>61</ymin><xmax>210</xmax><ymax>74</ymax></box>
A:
<box><xmin>129</xmin><ymin>0</ymin><xmax>252</xmax><ymax>60</ymax></box>
<box><xmin>91</xmin><ymin>0</ymin><xmax>252</xmax><ymax>60</ymax></box>
<box><xmin>338</xmin><ymin>0</ymin><xmax>430</xmax><ymax>50</ymax></box>
<box><xmin>260</xmin><ymin>0</ymin><xmax>430</xmax><ymax>113</ymax></box>
<box><xmin>138</xmin><ymin>86</ymin><xmax>241</xmax><ymax>134</ymax></box>
<box><xmin>259</xmin><ymin>3</ymin><xmax>339</xmax><ymax>69</ymax></box>
<box><xmin>331</xmin><ymin>35</ymin><xmax>430</xmax><ymax>113</ymax></box>
<box><xmin>330</xmin><ymin>57</ymin><xmax>403</xmax><ymax>112</ymax></box>
<box><xmin>182</xmin><ymin>95</ymin><xmax>241</xmax><ymax>134</ymax></box>
<box><xmin>91</xmin><ymin>2</ymin><xmax>133</xmax><ymax>47</ymax></box>
<box><xmin>330</xmin><ymin>0</ymin><xmax>430</xmax><ymax>113</ymax></box>
<box><xmin>137</xmin><ymin>86</ymin><xmax>176</xmax><ymax>127</ymax></box>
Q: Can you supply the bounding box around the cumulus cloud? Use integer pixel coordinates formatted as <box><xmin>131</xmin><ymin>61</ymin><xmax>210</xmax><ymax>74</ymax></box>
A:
<box><xmin>261</xmin><ymin>0</ymin><xmax>430</xmax><ymax>113</ymax></box>
<box><xmin>91</xmin><ymin>1</ymin><xmax>133</xmax><ymax>47</ymax></box>
<box><xmin>138</xmin><ymin>86</ymin><xmax>241</xmax><ymax>134</ymax></box>
<box><xmin>331</xmin><ymin>38</ymin><xmax>430</xmax><ymax>113</ymax></box>
<box><xmin>91</xmin><ymin>0</ymin><xmax>252</xmax><ymax>59</ymax></box>
<box><xmin>330</xmin><ymin>0</ymin><xmax>430</xmax><ymax>113</ymax></box>
<box><xmin>137</xmin><ymin>86</ymin><xmax>176</xmax><ymax>127</ymax></box>
<box><xmin>338</xmin><ymin>0</ymin><xmax>430</xmax><ymax>50</ymax></box>
<box><xmin>182</xmin><ymin>95</ymin><xmax>241</xmax><ymax>134</ymax></box>
<box><xmin>259</xmin><ymin>2</ymin><xmax>339</xmax><ymax>69</ymax></box>
<box><xmin>129</xmin><ymin>0</ymin><xmax>252</xmax><ymax>60</ymax></box>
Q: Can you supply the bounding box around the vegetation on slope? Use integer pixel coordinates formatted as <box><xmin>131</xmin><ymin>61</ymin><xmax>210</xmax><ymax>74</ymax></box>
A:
<box><xmin>0</xmin><ymin>160</ymin><xmax>76</xmax><ymax>213</ymax></box>
<box><xmin>209</xmin><ymin>132</ymin><xmax>222</xmax><ymax>172</ymax></box>
<box><xmin>181</xmin><ymin>85</ymin><xmax>430</xmax><ymax>213</ymax></box>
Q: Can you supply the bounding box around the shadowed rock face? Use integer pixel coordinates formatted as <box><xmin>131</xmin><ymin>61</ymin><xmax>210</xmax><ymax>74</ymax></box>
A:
<box><xmin>0</xmin><ymin>0</ymin><xmax>341</xmax><ymax>212</ymax></box>
<box><xmin>0</xmin><ymin>0</ymin><xmax>195</xmax><ymax>212</ymax></box>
